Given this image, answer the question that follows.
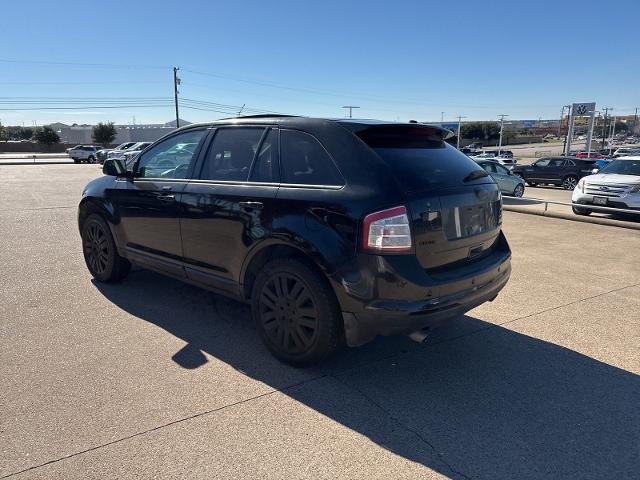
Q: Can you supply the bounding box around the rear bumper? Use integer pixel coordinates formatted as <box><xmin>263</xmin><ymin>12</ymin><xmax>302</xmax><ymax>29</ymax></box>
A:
<box><xmin>335</xmin><ymin>232</ymin><xmax>512</xmax><ymax>346</ymax></box>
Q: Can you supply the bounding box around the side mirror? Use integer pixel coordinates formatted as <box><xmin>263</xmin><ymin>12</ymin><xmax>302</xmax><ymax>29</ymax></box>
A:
<box><xmin>591</xmin><ymin>168</ymin><xmax>599</xmax><ymax>174</ymax></box>
<box><xmin>102</xmin><ymin>158</ymin><xmax>126</xmax><ymax>177</ymax></box>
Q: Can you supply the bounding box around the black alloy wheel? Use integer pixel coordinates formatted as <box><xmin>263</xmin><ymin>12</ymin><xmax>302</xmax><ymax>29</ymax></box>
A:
<box><xmin>259</xmin><ymin>273</ymin><xmax>319</xmax><ymax>355</ymax></box>
<box><xmin>252</xmin><ymin>258</ymin><xmax>342</xmax><ymax>365</ymax></box>
<box><xmin>83</xmin><ymin>220</ymin><xmax>110</xmax><ymax>276</ymax></box>
<box><xmin>81</xmin><ymin>214</ymin><xmax>131</xmax><ymax>282</ymax></box>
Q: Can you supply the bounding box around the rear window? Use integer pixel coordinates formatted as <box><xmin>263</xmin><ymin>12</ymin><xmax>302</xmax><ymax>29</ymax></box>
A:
<box><xmin>355</xmin><ymin>126</ymin><xmax>486</xmax><ymax>191</ymax></box>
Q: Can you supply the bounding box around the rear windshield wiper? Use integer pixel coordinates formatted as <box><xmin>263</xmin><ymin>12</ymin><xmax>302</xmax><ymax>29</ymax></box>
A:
<box><xmin>463</xmin><ymin>170</ymin><xmax>489</xmax><ymax>182</ymax></box>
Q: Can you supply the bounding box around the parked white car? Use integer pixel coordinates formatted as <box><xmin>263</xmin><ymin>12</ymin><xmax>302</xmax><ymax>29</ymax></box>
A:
<box><xmin>67</xmin><ymin>145</ymin><xmax>99</xmax><ymax>164</ymax></box>
<box><xmin>572</xmin><ymin>157</ymin><xmax>640</xmax><ymax>215</ymax></box>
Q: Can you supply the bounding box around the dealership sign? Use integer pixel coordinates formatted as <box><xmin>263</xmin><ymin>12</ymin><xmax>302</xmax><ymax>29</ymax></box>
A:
<box><xmin>573</xmin><ymin>102</ymin><xmax>596</xmax><ymax>116</ymax></box>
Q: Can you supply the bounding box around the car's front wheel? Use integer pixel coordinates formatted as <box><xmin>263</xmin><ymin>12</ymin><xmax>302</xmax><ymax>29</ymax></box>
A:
<box><xmin>81</xmin><ymin>214</ymin><xmax>131</xmax><ymax>282</ymax></box>
<box><xmin>562</xmin><ymin>175</ymin><xmax>578</xmax><ymax>190</ymax></box>
<box><xmin>252</xmin><ymin>258</ymin><xmax>342</xmax><ymax>366</ymax></box>
<box><xmin>572</xmin><ymin>206</ymin><xmax>592</xmax><ymax>216</ymax></box>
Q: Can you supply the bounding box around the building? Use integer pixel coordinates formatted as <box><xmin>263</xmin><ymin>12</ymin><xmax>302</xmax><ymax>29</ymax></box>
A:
<box><xmin>51</xmin><ymin>119</ymin><xmax>192</xmax><ymax>145</ymax></box>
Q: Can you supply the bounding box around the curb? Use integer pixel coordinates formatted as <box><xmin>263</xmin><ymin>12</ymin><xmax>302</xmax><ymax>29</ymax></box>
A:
<box><xmin>0</xmin><ymin>160</ymin><xmax>75</xmax><ymax>166</ymax></box>
<box><xmin>503</xmin><ymin>205</ymin><xmax>640</xmax><ymax>231</ymax></box>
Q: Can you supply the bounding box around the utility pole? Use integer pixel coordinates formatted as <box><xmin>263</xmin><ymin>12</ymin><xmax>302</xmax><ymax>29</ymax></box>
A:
<box><xmin>342</xmin><ymin>106</ymin><xmax>360</xmax><ymax>118</ymax></box>
<box><xmin>634</xmin><ymin>107</ymin><xmax>638</xmax><ymax>132</ymax></box>
<box><xmin>497</xmin><ymin>114</ymin><xmax>508</xmax><ymax>155</ymax></box>
<box><xmin>173</xmin><ymin>66</ymin><xmax>181</xmax><ymax>128</ymax></box>
<box><xmin>456</xmin><ymin>115</ymin><xmax>466</xmax><ymax>149</ymax></box>
<box><xmin>441</xmin><ymin>112</ymin><xmax>445</xmax><ymax>123</ymax></box>
<box><xmin>600</xmin><ymin>107</ymin><xmax>611</xmax><ymax>148</ymax></box>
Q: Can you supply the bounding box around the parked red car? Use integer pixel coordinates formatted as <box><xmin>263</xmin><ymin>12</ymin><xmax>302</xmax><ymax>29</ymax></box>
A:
<box><xmin>574</xmin><ymin>151</ymin><xmax>607</xmax><ymax>159</ymax></box>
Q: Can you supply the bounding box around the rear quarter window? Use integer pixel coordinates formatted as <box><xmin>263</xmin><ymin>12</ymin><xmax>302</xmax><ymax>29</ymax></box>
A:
<box><xmin>355</xmin><ymin>126</ymin><xmax>486</xmax><ymax>191</ymax></box>
<box><xmin>280</xmin><ymin>129</ymin><xmax>344</xmax><ymax>186</ymax></box>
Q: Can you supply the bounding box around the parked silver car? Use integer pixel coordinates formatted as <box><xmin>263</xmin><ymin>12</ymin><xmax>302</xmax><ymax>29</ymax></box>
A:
<box><xmin>476</xmin><ymin>160</ymin><xmax>525</xmax><ymax>197</ymax></box>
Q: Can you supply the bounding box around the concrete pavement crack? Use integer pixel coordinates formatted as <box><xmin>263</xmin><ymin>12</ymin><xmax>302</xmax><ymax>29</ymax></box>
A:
<box><xmin>331</xmin><ymin>374</ymin><xmax>472</xmax><ymax>480</ymax></box>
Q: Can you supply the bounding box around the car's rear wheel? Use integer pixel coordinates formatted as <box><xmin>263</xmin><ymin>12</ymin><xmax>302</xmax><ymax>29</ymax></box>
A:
<box><xmin>81</xmin><ymin>214</ymin><xmax>130</xmax><ymax>282</ymax></box>
<box><xmin>88</xmin><ymin>155</ymin><xmax>96</xmax><ymax>164</ymax></box>
<box><xmin>562</xmin><ymin>175</ymin><xmax>578</xmax><ymax>190</ymax></box>
<box><xmin>572</xmin><ymin>206</ymin><xmax>592</xmax><ymax>216</ymax></box>
<box><xmin>526</xmin><ymin>181</ymin><xmax>537</xmax><ymax>187</ymax></box>
<box><xmin>513</xmin><ymin>183</ymin><xmax>525</xmax><ymax>197</ymax></box>
<box><xmin>73</xmin><ymin>159</ymin><xmax>80</xmax><ymax>164</ymax></box>
<box><xmin>252</xmin><ymin>258</ymin><xmax>342</xmax><ymax>366</ymax></box>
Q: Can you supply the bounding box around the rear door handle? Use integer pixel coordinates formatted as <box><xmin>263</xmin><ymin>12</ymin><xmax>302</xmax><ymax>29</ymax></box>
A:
<box><xmin>158</xmin><ymin>194</ymin><xmax>175</xmax><ymax>202</ymax></box>
<box><xmin>239</xmin><ymin>201</ymin><xmax>263</xmax><ymax>209</ymax></box>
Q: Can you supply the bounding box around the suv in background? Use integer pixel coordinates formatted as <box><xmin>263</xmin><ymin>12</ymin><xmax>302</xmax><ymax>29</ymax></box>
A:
<box><xmin>96</xmin><ymin>142</ymin><xmax>136</xmax><ymax>164</ymax></box>
<box><xmin>79</xmin><ymin>117</ymin><xmax>511</xmax><ymax>365</ymax></box>
<box><xmin>572</xmin><ymin>157</ymin><xmax>640</xmax><ymax>215</ymax></box>
<box><xmin>107</xmin><ymin>142</ymin><xmax>151</xmax><ymax>161</ymax></box>
<box><xmin>512</xmin><ymin>157</ymin><xmax>596</xmax><ymax>189</ymax></box>
<box><xmin>67</xmin><ymin>145</ymin><xmax>99</xmax><ymax>164</ymax></box>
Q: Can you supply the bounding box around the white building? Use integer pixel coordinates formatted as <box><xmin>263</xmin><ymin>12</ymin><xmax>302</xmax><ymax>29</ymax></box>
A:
<box><xmin>51</xmin><ymin>119</ymin><xmax>192</xmax><ymax>145</ymax></box>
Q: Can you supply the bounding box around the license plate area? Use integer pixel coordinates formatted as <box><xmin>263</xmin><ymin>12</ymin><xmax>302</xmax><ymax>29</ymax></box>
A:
<box><xmin>593</xmin><ymin>196</ymin><xmax>608</xmax><ymax>205</ymax></box>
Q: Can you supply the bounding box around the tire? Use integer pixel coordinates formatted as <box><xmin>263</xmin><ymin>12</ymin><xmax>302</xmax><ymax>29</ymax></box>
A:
<box><xmin>88</xmin><ymin>155</ymin><xmax>96</xmax><ymax>164</ymax></box>
<box><xmin>513</xmin><ymin>183</ymin><xmax>525</xmax><ymax>197</ymax></box>
<box><xmin>526</xmin><ymin>181</ymin><xmax>537</xmax><ymax>187</ymax></box>
<box><xmin>572</xmin><ymin>206</ymin><xmax>592</xmax><ymax>216</ymax></box>
<box><xmin>81</xmin><ymin>214</ymin><xmax>131</xmax><ymax>282</ymax></box>
<box><xmin>251</xmin><ymin>258</ymin><xmax>342</xmax><ymax>366</ymax></box>
<box><xmin>562</xmin><ymin>175</ymin><xmax>578</xmax><ymax>190</ymax></box>
<box><xmin>73</xmin><ymin>159</ymin><xmax>80</xmax><ymax>164</ymax></box>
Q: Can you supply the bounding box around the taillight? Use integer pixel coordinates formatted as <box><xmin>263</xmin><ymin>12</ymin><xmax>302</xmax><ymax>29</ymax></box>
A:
<box><xmin>362</xmin><ymin>206</ymin><xmax>412</xmax><ymax>252</ymax></box>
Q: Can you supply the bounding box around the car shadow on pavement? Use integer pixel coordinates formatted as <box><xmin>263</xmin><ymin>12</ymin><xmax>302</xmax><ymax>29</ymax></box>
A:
<box><xmin>93</xmin><ymin>270</ymin><xmax>640</xmax><ymax>480</ymax></box>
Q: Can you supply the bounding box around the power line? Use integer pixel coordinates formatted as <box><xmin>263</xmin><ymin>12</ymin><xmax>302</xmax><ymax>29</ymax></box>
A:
<box><xmin>0</xmin><ymin>58</ymin><xmax>169</xmax><ymax>70</ymax></box>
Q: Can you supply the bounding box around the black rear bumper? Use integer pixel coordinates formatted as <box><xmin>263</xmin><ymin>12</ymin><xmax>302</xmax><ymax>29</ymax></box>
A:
<box><xmin>337</xmin><ymin>233</ymin><xmax>512</xmax><ymax>346</ymax></box>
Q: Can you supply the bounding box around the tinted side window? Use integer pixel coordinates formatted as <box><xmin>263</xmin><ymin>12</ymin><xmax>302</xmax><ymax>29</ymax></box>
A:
<box><xmin>481</xmin><ymin>162</ymin><xmax>496</xmax><ymax>173</ymax></box>
<box><xmin>280</xmin><ymin>130</ymin><xmax>343</xmax><ymax>186</ymax></box>
<box><xmin>249</xmin><ymin>129</ymin><xmax>279</xmax><ymax>183</ymax></box>
<box><xmin>535</xmin><ymin>159</ymin><xmax>551</xmax><ymax>167</ymax></box>
<box><xmin>136</xmin><ymin>129</ymin><xmax>206</xmax><ymax>179</ymax></box>
<box><xmin>200</xmin><ymin>128</ymin><xmax>265</xmax><ymax>181</ymax></box>
<box><xmin>495</xmin><ymin>163</ymin><xmax>509</xmax><ymax>174</ymax></box>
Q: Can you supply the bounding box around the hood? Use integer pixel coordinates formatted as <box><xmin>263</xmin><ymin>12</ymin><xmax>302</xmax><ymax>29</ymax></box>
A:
<box><xmin>584</xmin><ymin>173</ymin><xmax>640</xmax><ymax>185</ymax></box>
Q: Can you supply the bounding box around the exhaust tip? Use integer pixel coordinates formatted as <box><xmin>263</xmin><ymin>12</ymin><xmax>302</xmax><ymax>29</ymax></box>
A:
<box><xmin>408</xmin><ymin>329</ymin><xmax>430</xmax><ymax>344</ymax></box>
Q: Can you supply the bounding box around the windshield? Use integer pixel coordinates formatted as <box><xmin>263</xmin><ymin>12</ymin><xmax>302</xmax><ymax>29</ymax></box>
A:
<box><xmin>601</xmin><ymin>159</ymin><xmax>640</xmax><ymax>176</ymax></box>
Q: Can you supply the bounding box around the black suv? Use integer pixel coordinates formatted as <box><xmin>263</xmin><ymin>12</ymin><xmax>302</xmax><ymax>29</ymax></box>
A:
<box><xmin>512</xmin><ymin>157</ymin><xmax>597</xmax><ymax>190</ymax></box>
<box><xmin>79</xmin><ymin>117</ymin><xmax>511</xmax><ymax>365</ymax></box>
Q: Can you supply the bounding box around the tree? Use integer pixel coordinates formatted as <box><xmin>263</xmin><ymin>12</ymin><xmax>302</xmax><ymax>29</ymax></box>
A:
<box><xmin>33</xmin><ymin>126</ymin><xmax>60</xmax><ymax>149</ymax></box>
<box><xmin>92</xmin><ymin>122</ymin><xmax>117</xmax><ymax>146</ymax></box>
<box><xmin>460</xmin><ymin>121</ymin><xmax>501</xmax><ymax>141</ymax></box>
<box><xmin>0</xmin><ymin>122</ymin><xmax>6</xmax><ymax>141</ymax></box>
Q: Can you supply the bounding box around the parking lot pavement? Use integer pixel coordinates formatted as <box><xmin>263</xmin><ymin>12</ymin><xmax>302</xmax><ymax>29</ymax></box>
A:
<box><xmin>1</xmin><ymin>165</ymin><xmax>639</xmax><ymax>479</ymax></box>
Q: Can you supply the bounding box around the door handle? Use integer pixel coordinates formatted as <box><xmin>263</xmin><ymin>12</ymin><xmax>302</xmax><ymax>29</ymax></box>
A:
<box><xmin>239</xmin><ymin>201</ymin><xmax>263</xmax><ymax>209</ymax></box>
<box><xmin>158</xmin><ymin>194</ymin><xmax>175</xmax><ymax>201</ymax></box>
<box><xmin>161</xmin><ymin>185</ymin><xmax>173</xmax><ymax>191</ymax></box>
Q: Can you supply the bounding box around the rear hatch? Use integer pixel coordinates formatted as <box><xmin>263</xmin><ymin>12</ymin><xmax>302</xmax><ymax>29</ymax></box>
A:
<box><xmin>353</xmin><ymin>124</ymin><xmax>503</xmax><ymax>271</ymax></box>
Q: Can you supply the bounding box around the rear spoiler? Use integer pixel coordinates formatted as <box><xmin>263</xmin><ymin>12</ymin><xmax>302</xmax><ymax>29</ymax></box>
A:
<box><xmin>337</xmin><ymin>122</ymin><xmax>454</xmax><ymax>142</ymax></box>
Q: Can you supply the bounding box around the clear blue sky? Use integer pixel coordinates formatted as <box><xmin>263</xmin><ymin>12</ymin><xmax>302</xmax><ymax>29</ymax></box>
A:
<box><xmin>1</xmin><ymin>0</ymin><xmax>638</xmax><ymax>126</ymax></box>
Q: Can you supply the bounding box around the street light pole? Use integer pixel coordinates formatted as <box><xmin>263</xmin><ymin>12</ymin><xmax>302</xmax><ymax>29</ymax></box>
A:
<box><xmin>342</xmin><ymin>106</ymin><xmax>360</xmax><ymax>118</ymax></box>
<box><xmin>173</xmin><ymin>66</ymin><xmax>180</xmax><ymax>128</ymax></box>
<box><xmin>456</xmin><ymin>115</ymin><xmax>467</xmax><ymax>149</ymax></box>
<box><xmin>600</xmin><ymin>107</ymin><xmax>611</xmax><ymax>148</ymax></box>
<box><xmin>497</xmin><ymin>114</ymin><xmax>508</xmax><ymax>155</ymax></box>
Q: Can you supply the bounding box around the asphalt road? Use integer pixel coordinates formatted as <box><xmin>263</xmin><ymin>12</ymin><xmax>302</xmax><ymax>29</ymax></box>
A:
<box><xmin>1</xmin><ymin>165</ymin><xmax>639</xmax><ymax>479</ymax></box>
